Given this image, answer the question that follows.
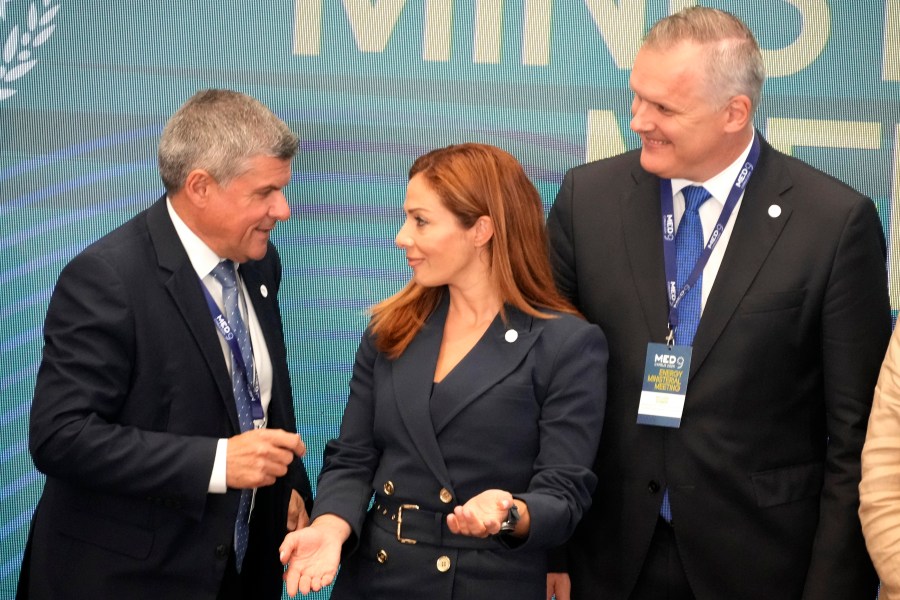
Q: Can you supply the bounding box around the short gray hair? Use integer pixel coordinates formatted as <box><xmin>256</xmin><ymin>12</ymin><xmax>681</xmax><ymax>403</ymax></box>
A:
<box><xmin>158</xmin><ymin>89</ymin><xmax>299</xmax><ymax>193</ymax></box>
<box><xmin>644</xmin><ymin>7</ymin><xmax>765</xmax><ymax>113</ymax></box>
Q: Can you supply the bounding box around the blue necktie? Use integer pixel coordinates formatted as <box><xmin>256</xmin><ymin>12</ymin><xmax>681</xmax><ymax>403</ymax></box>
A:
<box><xmin>660</xmin><ymin>185</ymin><xmax>711</xmax><ymax>523</ymax></box>
<box><xmin>210</xmin><ymin>260</ymin><xmax>255</xmax><ymax>571</ymax></box>
<box><xmin>674</xmin><ymin>185</ymin><xmax>712</xmax><ymax>346</ymax></box>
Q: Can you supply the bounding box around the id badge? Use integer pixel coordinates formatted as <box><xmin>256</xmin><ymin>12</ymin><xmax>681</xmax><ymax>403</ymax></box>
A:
<box><xmin>637</xmin><ymin>343</ymin><xmax>692</xmax><ymax>428</ymax></box>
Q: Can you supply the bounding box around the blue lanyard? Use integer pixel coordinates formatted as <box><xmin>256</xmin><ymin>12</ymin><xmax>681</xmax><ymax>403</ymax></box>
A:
<box><xmin>200</xmin><ymin>282</ymin><xmax>264</xmax><ymax>421</ymax></box>
<box><xmin>661</xmin><ymin>134</ymin><xmax>761</xmax><ymax>345</ymax></box>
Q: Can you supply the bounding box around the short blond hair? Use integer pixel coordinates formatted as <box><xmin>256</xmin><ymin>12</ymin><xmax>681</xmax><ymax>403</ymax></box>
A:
<box><xmin>645</xmin><ymin>7</ymin><xmax>765</xmax><ymax>112</ymax></box>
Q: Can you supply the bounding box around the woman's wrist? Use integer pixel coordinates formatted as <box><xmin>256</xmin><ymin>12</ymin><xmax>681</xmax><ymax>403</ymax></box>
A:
<box><xmin>311</xmin><ymin>513</ymin><xmax>352</xmax><ymax>542</ymax></box>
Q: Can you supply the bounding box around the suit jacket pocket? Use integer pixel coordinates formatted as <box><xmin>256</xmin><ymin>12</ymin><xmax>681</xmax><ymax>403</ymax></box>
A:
<box><xmin>738</xmin><ymin>289</ymin><xmax>806</xmax><ymax>314</ymax></box>
<box><xmin>58</xmin><ymin>507</ymin><xmax>154</xmax><ymax>559</ymax></box>
<box><xmin>751</xmin><ymin>462</ymin><xmax>824</xmax><ymax>508</ymax></box>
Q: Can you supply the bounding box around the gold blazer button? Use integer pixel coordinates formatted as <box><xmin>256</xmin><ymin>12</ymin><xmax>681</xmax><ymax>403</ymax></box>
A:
<box><xmin>376</xmin><ymin>549</ymin><xmax>388</xmax><ymax>564</ymax></box>
<box><xmin>439</xmin><ymin>488</ymin><xmax>452</xmax><ymax>504</ymax></box>
<box><xmin>383</xmin><ymin>481</ymin><xmax>395</xmax><ymax>495</ymax></box>
<box><xmin>436</xmin><ymin>555</ymin><xmax>451</xmax><ymax>572</ymax></box>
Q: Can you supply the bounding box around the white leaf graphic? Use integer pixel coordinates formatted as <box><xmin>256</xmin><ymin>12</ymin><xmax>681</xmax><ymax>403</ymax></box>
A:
<box><xmin>33</xmin><ymin>24</ymin><xmax>55</xmax><ymax>47</ymax></box>
<box><xmin>0</xmin><ymin>3</ymin><xmax>60</xmax><ymax>102</ymax></box>
<box><xmin>28</xmin><ymin>3</ymin><xmax>38</xmax><ymax>32</ymax></box>
<box><xmin>40</xmin><ymin>5</ymin><xmax>60</xmax><ymax>26</ymax></box>
<box><xmin>5</xmin><ymin>60</ymin><xmax>36</xmax><ymax>82</ymax></box>
<box><xmin>3</xmin><ymin>26</ymin><xmax>19</xmax><ymax>64</ymax></box>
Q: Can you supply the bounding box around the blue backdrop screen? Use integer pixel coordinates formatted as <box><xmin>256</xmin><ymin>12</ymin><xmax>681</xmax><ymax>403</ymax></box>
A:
<box><xmin>2</xmin><ymin>1</ymin><xmax>899</xmax><ymax>597</ymax></box>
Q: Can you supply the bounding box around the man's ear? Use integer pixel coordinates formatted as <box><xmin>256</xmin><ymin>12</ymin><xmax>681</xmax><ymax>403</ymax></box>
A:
<box><xmin>182</xmin><ymin>169</ymin><xmax>216</xmax><ymax>208</ymax></box>
<box><xmin>723</xmin><ymin>94</ymin><xmax>753</xmax><ymax>133</ymax></box>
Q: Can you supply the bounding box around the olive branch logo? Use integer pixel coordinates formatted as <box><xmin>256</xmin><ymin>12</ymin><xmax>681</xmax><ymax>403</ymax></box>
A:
<box><xmin>1</xmin><ymin>0</ymin><xmax>60</xmax><ymax>101</ymax></box>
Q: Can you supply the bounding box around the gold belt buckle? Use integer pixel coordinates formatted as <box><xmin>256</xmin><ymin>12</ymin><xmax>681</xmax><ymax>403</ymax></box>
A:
<box><xmin>396</xmin><ymin>503</ymin><xmax>420</xmax><ymax>544</ymax></box>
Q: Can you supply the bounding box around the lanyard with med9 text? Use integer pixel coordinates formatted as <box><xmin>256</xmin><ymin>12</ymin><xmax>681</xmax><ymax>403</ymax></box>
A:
<box><xmin>659</xmin><ymin>133</ymin><xmax>761</xmax><ymax>347</ymax></box>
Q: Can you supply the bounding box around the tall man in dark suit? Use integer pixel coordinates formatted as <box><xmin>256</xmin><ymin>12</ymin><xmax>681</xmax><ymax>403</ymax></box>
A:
<box><xmin>547</xmin><ymin>7</ymin><xmax>890</xmax><ymax>599</ymax></box>
<box><xmin>18</xmin><ymin>89</ymin><xmax>313</xmax><ymax>600</ymax></box>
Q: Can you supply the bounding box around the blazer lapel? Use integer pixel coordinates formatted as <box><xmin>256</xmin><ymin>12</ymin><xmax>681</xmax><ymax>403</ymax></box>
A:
<box><xmin>431</xmin><ymin>307</ymin><xmax>539</xmax><ymax>434</ymax></box>
<box><xmin>622</xmin><ymin>168</ymin><xmax>670</xmax><ymax>342</ymax></box>
<box><xmin>392</xmin><ymin>295</ymin><xmax>453</xmax><ymax>488</ymax></box>
<box><xmin>146</xmin><ymin>197</ymin><xmax>241</xmax><ymax>432</ymax></box>
<box><xmin>691</xmin><ymin>140</ymin><xmax>793</xmax><ymax>374</ymax></box>
<box><xmin>239</xmin><ymin>261</ymin><xmax>289</xmax><ymax>426</ymax></box>
<box><xmin>392</xmin><ymin>296</ymin><xmax>541</xmax><ymax>487</ymax></box>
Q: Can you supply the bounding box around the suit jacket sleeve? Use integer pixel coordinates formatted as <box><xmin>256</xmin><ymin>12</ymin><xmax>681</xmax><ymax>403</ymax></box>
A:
<box><xmin>259</xmin><ymin>246</ymin><xmax>314</xmax><ymax>511</ymax></box>
<box><xmin>29</xmin><ymin>250</ymin><xmax>217</xmax><ymax>520</ymax></box>
<box><xmin>860</xmin><ymin>327</ymin><xmax>900</xmax><ymax>599</ymax></box>
<box><xmin>512</xmin><ymin>319</ymin><xmax>607</xmax><ymax>551</ymax></box>
<box><xmin>309</xmin><ymin>328</ymin><xmax>382</xmax><ymax>549</ymax></box>
<box><xmin>802</xmin><ymin>197</ymin><xmax>889</xmax><ymax>597</ymax></box>
<box><xmin>547</xmin><ymin>169</ymin><xmax>579</xmax><ymax>306</ymax></box>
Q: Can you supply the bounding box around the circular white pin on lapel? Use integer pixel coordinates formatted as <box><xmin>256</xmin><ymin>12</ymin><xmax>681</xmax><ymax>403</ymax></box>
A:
<box><xmin>768</xmin><ymin>205</ymin><xmax>782</xmax><ymax>218</ymax></box>
<box><xmin>504</xmin><ymin>329</ymin><xmax>518</xmax><ymax>343</ymax></box>
<box><xmin>260</xmin><ymin>284</ymin><xmax>268</xmax><ymax>298</ymax></box>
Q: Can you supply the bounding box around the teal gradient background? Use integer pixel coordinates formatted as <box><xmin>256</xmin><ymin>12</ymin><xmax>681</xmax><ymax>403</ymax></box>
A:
<box><xmin>2</xmin><ymin>1</ymin><xmax>899</xmax><ymax>597</ymax></box>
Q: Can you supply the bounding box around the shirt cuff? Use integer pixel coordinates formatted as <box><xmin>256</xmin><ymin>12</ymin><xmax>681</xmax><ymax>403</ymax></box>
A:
<box><xmin>208</xmin><ymin>438</ymin><xmax>228</xmax><ymax>494</ymax></box>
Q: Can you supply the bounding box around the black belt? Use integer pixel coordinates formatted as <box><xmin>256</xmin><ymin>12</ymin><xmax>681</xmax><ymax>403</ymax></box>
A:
<box><xmin>370</xmin><ymin>495</ymin><xmax>501</xmax><ymax>550</ymax></box>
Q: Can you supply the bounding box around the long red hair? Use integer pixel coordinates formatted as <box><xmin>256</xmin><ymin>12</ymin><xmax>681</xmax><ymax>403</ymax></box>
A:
<box><xmin>369</xmin><ymin>143</ymin><xmax>578</xmax><ymax>358</ymax></box>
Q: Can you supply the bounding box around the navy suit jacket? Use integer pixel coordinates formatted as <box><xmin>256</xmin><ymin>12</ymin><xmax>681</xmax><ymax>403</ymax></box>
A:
<box><xmin>311</xmin><ymin>293</ymin><xmax>608</xmax><ymax>600</ymax></box>
<box><xmin>547</xmin><ymin>136</ymin><xmax>891</xmax><ymax>599</ymax></box>
<box><xmin>19</xmin><ymin>197</ymin><xmax>312</xmax><ymax>599</ymax></box>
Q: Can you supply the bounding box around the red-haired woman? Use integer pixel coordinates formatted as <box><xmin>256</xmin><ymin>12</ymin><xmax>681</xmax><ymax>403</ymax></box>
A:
<box><xmin>280</xmin><ymin>143</ymin><xmax>607</xmax><ymax>600</ymax></box>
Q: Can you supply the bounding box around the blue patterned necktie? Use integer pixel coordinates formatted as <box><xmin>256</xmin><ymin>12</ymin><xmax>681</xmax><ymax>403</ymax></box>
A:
<box><xmin>210</xmin><ymin>259</ymin><xmax>254</xmax><ymax>571</ymax></box>
<box><xmin>660</xmin><ymin>185</ymin><xmax>711</xmax><ymax>523</ymax></box>
<box><xmin>674</xmin><ymin>185</ymin><xmax>712</xmax><ymax>345</ymax></box>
